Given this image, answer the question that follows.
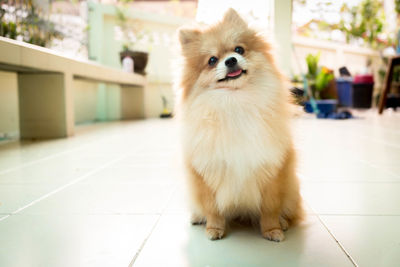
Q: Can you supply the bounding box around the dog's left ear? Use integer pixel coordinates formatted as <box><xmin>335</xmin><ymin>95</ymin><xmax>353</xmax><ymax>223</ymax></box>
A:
<box><xmin>222</xmin><ymin>8</ymin><xmax>248</xmax><ymax>28</ymax></box>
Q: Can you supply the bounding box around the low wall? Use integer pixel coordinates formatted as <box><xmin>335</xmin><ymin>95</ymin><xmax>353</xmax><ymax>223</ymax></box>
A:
<box><xmin>0</xmin><ymin>71</ymin><xmax>19</xmax><ymax>139</ymax></box>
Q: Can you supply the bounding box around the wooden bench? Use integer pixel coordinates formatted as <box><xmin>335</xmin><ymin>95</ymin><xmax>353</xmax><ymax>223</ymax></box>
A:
<box><xmin>0</xmin><ymin>37</ymin><xmax>146</xmax><ymax>139</ymax></box>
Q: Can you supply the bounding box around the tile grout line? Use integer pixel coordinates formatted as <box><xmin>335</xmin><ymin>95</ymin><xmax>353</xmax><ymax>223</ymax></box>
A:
<box><xmin>310</xmin><ymin>214</ymin><xmax>400</xmax><ymax>216</ymax></box>
<box><xmin>305</xmin><ymin>201</ymin><xmax>358</xmax><ymax>267</ymax></box>
<box><xmin>357</xmin><ymin>134</ymin><xmax>400</xmax><ymax>150</ymax></box>
<box><xmin>0</xmin><ymin>128</ymin><xmax>132</xmax><ymax>176</ymax></box>
<box><xmin>128</xmin><ymin>185</ymin><xmax>178</xmax><ymax>267</ymax></box>
<box><xmin>0</xmin><ymin>155</ymin><xmax>128</xmax><ymax>223</ymax></box>
<box><xmin>0</xmin><ymin>141</ymin><xmax>96</xmax><ymax>176</ymax></box>
<box><xmin>356</xmin><ymin>159</ymin><xmax>400</xmax><ymax>179</ymax></box>
<box><xmin>301</xmin><ymin>180</ymin><xmax>400</xmax><ymax>184</ymax></box>
<box><xmin>347</xmin><ymin>122</ymin><xmax>400</xmax><ymax>135</ymax></box>
<box><xmin>316</xmin><ymin>215</ymin><xmax>358</xmax><ymax>267</ymax></box>
<box><xmin>298</xmin><ymin>142</ymin><xmax>400</xmax><ymax>181</ymax></box>
<box><xmin>314</xmin><ymin>119</ymin><xmax>400</xmax><ymax>144</ymax></box>
<box><xmin>335</xmin><ymin>123</ymin><xmax>400</xmax><ymax>149</ymax></box>
<box><xmin>297</xmin><ymin>172</ymin><xmax>400</xmax><ymax>184</ymax></box>
<box><xmin>0</xmin><ymin>214</ymin><xmax>11</xmax><ymax>221</ymax></box>
<box><xmin>333</xmin><ymin>129</ymin><xmax>400</xmax><ymax>158</ymax></box>
<box><xmin>297</xmin><ymin>129</ymin><xmax>400</xmax><ymax>169</ymax></box>
<box><xmin>127</xmin><ymin>215</ymin><xmax>162</xmax><ymax>267</ymax></box>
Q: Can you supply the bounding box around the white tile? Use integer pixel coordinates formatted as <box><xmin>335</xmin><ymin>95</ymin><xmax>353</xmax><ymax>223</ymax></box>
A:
<box><xmin>302</xmin><ymin>182</ymin><xmax>400</xmax><ymax>215</ymax></box>
<box><xmin>0</xmin><ymin>112</ymin><xmax>399</xmax><ymax>267</ymax></box>
<box><xmin>78</xmin><ymin>165</ymin><xmax>180</xmax><ymax>186</ymax></box>
<box><xmin>321</xmin><ymin>215</ymin><xmax>400</xmax><ymax>267</ymax></box>
<box><xmin>133</xmin><ymin>214</ymin><xmax>353</xmax><ymax>267</ymax></box>
<box><xmin>298</xmin><ymin>157</ymin><xmax>400</xmax><ymax>182</ymax></box>
<box><xmin>372</xmin><ymin>163</ymin><xmax>400</xmax><ymax>176</ymax></box>
<box><xmin>0</xmin><ymin>153</ymin><xmax>114</xmax><ymax>184</ymax></box>
<box><xmin>0</xmin><ymin>132</ymin><xmax>99</xmax><ymax>172</ymax></box>
<box><xmin>0</xmin><ymin>183</ymin><xmax>57</xmax><ymax>213</ymax></box>
<box><xmin>25</xmin><ymin>181</ymin><xmax>176</xmax><ymax>215</ymax></box>
<box><xmin>163</xmin><ymin>185</ymin><xmax>190</xmax><ymax>214</ymax></box>
<box><xmin>0</xmin><ymin>214</ymin><xmax>158</xmax><ymax>267</ymax></box>
<box><xmin>0</xmin><ymin>154</ymin><xmax>122</xmax><ymax>213</ymax></box>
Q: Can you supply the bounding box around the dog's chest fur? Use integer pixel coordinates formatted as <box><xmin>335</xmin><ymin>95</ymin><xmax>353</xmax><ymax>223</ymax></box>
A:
<box><xmin>183</xmin><ymin>89</ymin><xmax>287</xmax><ymax>213</ymax></box>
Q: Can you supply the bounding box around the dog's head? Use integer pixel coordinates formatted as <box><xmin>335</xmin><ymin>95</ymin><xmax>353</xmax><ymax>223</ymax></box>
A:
<box><xmin>178</xmin><ymin>8</ymin><xmax>280</xmax><ymax>100</ymax></box>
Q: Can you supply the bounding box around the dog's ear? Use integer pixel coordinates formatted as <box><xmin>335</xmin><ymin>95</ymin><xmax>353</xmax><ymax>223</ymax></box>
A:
<box><xmin>222</xmin><ymin>8</ymin><xmax>247</xmax><ymax>28</ymax></box>
<box><xmin>179</xmin><ymin>28</ymin><xmax>201</xmax><ymax>47</ymax></box>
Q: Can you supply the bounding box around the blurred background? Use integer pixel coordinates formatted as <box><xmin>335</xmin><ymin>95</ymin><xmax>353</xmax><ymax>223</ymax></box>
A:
<box><xmin>1</xmin><ymin>0</ymin><xmax>400</xmax><ymax>140</ymax></box>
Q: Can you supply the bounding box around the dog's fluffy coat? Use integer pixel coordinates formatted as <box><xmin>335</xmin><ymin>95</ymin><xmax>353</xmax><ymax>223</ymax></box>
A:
<box><xmin>176</xmin><ymin>8</ymin><xmax>304</xmax><ymax>242</ymax></box>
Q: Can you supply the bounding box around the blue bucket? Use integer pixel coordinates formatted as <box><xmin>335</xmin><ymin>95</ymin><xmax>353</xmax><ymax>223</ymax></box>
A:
<box><xmin>304</xmin><ymin>99</ymin><xmax>338</xmax><ymax>114</ymax></box>
<box><xmin>336</xmin><ymin>78</ymin><xmax>353</xmax><ymax>107</ymax></box>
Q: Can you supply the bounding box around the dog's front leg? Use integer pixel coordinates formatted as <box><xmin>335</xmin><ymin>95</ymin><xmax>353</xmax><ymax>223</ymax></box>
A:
<box><xmin>187</xmin><ymin>165</ymin><xmax>226</xmax><ymax>240</ymax></box>
<box><xmin>205</xmin><ymin>212</ymin><xmax>225</xmax><ymax>240</ymax></box>
<box><xmin>260</xmin><ymin>209</ymin><xmax>284</xmax><ymax>242</ymax></box>
<box><xmin>259</xmin><ymin>181</ymin><xmax>285</xmax><ymax>242</ymax></box>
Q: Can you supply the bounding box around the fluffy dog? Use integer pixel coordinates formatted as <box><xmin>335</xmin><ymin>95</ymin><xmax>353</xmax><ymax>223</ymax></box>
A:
<box><xmin>175</xmin><ymin>8</ymin><xmax>304</xmax><ymax>242</ymax></box>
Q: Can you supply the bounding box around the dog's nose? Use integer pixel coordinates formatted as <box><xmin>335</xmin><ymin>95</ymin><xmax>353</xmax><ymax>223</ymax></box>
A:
<box><xmin>225</xmin><ymin>57</ymin><xmax>237</xmax><ymax>68</ymax></box>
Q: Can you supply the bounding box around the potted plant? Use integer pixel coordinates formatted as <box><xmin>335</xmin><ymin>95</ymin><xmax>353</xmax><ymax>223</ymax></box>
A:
<box><xmin>0</xmin><ymin>1</ymin><xmax>63</xmax><ymax>47</ymax></box>
<box><xmin>160</xmin><ymin>96</ymin><xmax>172</xmax><ymax>118</ymax></box>
<box><xmin>304</xmin><ymin>52</ymin><xmax>337</xmax><ymax>114</ymax></box>
<box><xmin>339</xmin><ymin>0</ymin><xmax>393</xmax><ymax>109</ymax></box>
<box><xmin>115</xmin><ymin>6</ymin><xmax>148</xmax><ymax>74</ymax></box>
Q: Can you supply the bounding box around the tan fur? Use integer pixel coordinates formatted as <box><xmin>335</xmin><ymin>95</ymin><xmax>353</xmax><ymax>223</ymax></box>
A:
<box><xmin>175</xmin><ymin>8</ymin><xmax>304</xmax><ymax>242</ymax></box>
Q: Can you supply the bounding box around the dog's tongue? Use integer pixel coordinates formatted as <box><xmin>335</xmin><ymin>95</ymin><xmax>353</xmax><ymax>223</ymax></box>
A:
<box><xmin>227</xmin><ymin>69</ymin><xmax>242</xmax><ymax>77</ymax></box>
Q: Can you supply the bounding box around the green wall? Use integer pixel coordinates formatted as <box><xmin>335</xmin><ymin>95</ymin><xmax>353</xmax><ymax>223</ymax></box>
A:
<box><xmin>86</xmin><ymin>2</ymin><xmax>126</xmax><ymax>122</ymax></box>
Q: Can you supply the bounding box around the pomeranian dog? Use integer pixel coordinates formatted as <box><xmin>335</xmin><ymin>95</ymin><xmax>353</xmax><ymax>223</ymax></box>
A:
<box><xmin>176</xmin><ymin>8</ymin><xmax>304</xmax><ymax>242</ymax></box>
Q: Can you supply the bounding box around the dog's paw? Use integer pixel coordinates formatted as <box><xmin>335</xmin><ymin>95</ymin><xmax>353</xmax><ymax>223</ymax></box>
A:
<box><xmin>279</xmin><ymin>217</ymin><xmax>289</xmax><ymax>231</ymax></box>
<box><xmin>190</xmin><ymin>214</ymin><xmax>205</xmax><ymax>225</ymax></box>
<box><xmin>206</xmin><ymin>228</ymin><xmax>224</xmax><ymax>240</ymax></box>
<box><xmin>263</xmin><ymin>229</ymin><xmax>285</xmax><ymax>242</ymax></box>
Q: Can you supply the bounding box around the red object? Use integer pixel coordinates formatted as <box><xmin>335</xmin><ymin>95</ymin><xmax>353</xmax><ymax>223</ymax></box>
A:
<box><xmin>353</xmin><ymin>74</ymin><xmax>374</xmax><ymax>84</ymax></box>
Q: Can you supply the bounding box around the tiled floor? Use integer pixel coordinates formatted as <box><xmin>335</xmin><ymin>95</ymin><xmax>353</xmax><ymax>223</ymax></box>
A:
<box><xmin>1</xmin><ymin>110</ymin><xmax>400</xmax><ymax>267</ymax></box>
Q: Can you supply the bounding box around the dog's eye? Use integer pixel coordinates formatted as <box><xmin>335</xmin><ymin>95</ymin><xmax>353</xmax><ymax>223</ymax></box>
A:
<box><xmin>208</xmin><ymin>56</ymin><xmax>218</xmax><ymax>66</ymax></box>
<box><xmin>234</xmin><ymin>46</ymin><xmax>245</xmax><ymax>55</ymax></box>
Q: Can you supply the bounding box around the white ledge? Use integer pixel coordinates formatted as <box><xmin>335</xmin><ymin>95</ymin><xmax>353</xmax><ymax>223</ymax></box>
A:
<box><xmin>0</xmin><ymin>36</ymin><xmax>146</xmax><ymax>86</ymax></box>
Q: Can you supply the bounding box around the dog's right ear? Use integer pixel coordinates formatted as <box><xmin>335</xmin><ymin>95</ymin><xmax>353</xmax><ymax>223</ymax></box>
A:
<box><xmin>179</xmin><ymin>28</ymin><xmax>201</xmax><ymax>47</ymax></box>
<box><xmin>222</xmin><ymin>8</ymin><xmax>248</xmax><ymax>29</ymax></box>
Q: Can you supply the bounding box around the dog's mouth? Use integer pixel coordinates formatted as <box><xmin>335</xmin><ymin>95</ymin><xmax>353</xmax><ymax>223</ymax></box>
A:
<box><xmin>218</xmin><ymin>69</ymin><xmax>247</xmax><ymax>82</ymax></box>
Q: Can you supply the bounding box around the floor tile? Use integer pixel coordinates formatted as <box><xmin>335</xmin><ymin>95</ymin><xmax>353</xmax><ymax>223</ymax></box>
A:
<box><xmin>0</xmin><ymin>128</ymin><xmax>103</xmax><ymax>173</ymax></box>
<box><xmin>25</xmin><ymin>181</ymin><xmax>176</xmax><ymax>215</ymax></box>
<box><xmin>77</xmin><ymin>165</ymin><xmax>181</xmax><ymax>186</ymax></box>
<box><xmin>371</xmin><ymin>163</ymin><xmax>400</xmax><ymax>177</ymax></box>
<box><xmin>0</xmin><ymin>154</ymin><xmax>123</xmax><ymax>213</ymax></box>
<box><xmin>302</xmin><ymin>182</ymin><xmax>400</xmax><ymax>215</ymax></box>
<box><xmin>0</xmin><ymin>140</ymin><xmax>79</xmax><ymax>172</ymax></box>
<box><xmin>0</xmin><ymin>112</ymin><xmax>399</xmax><ymax>266</ymax></box>
<box><xmin>321</xmin><ymin>215</ymin><xmax>400</xmax><ymax>267</ymax></box>
<box><xmin>133</xmin><ymin>214</ymin><xmax>353</xmax><ymax>267</ymax></box>
<box><xmin>0</xmin><ymin>214</ymin><xmax>158</xmax><ymax>267</ymax></box>
<box><xmin>0</xmin><ymin>183</ymin><xmax>58</xmax><ymax>213</ymax></box>
<box><xmin>297</xmin><ymin>157</ymin><xmax>400</xmax><ymax>182</ymax></box>
<box><xmin>0</xmin><ymin>152</ymin><xmax>114</xmax><ymax>184</ymax></box>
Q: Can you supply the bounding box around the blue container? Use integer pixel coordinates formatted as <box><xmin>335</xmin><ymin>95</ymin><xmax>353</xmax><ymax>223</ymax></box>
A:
<box><xmin>336</xmin><ymin>78</ymin><xmax>353</xmax><ymax>107</ymax></box>
<box><xmin>304</xmin><ymin>99</ymin><xmax>338</xmax><ymax>114</ymax></box>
